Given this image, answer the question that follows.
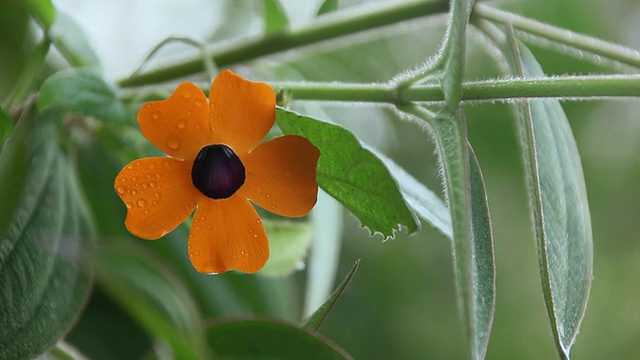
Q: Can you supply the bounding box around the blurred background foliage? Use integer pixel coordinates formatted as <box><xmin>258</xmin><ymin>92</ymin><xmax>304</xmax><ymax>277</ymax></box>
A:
<box><xmin>2</xmin><ymin>0</ymin><xmax>639</xmax><ymax>359</ymax></box>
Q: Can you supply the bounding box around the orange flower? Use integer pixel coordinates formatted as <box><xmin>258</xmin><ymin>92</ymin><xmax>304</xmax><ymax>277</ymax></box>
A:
<box><xmin>114</xmin><ymin>70</ymin><xmax>320</xmax><ymax>274</ymax></box>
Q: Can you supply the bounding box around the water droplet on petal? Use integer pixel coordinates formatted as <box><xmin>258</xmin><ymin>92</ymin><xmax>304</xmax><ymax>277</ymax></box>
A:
<box><xmin>182</xmin><ymin>90</ymin><xmax>192</xmax><ymax>99</ymax></box>
<box><xmin>131</xmin><ymin>190</ymin><xmax>138</xmax><ymax>196</ymax></box>
<box><xmin>255</xmin><ymin>219</ymin><xmax>261</xmax><ymax>224</ymax></box>
<box><xmin>166</xmin><ymin>136</ymin><xmax>181</xmax><ymax>150</ymax></box>
<box><xmin>195</xmin><ymin>99</ymin><xmax>204</xmax><ymax>107</ymax></box>
<box><xmin>154</xmin><ymin>192</ymin><xmax>161</xmax><ymax>198</ymax></box>
<box><xmin>117</xmin><ymin>186</ymin><xmax>126</xmax><ymax>195</ymax></box>
<box><xmin>137</xmin><ymin>199</ymin><xmax>147</xmax><ymax>207</ymax></box>
<box><xmin>125</xmin><ymin>202</ymin><xmax>133</xmax><ymax>209</ymax></box>
<box><xmin>149</xmin><ymin>181</ymin><xmax>156</xmax><ymax>188</ymax></box>
<box><xmin>143</xmin><ymin>209</ymin><xmax>150</xmax><ymax>215</ymax></box>
<box><xmin>152</xmin><ymin>111</ymin><xmax>161</xmax><ymax>119</ymax></box>
<box><xmin>177</xmin><ymin>119</ymin><xmax>186</xmax><ymax>129</ymax></box>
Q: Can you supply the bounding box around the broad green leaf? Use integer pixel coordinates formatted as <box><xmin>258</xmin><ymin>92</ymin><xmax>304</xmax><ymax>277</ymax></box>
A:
<box><xmin>27</xmin><ymin>0</ymin><xmax>56</xmax><ymax>28</ymax></box>
<box><xmin>372</xmin><ymin>149</ymin><xmax>452</xmax><ymax>239</ymax></box>
<box><xmin>38</xmin><ymin>69</ymin><xmax>128</xmax><ymax>123</ymax></box>
<box><xmin>509</xmin><ymin>38</ymin><xmax>593</xmax><ymax>360</ymax></box>
<box><xmin>317</xmin><ymin>0</ymin><xmax>338</xmax><ymax>16</ymax></box>
<box><xmin>410</xmin><ymin>107</ymin><xmax>495</xmax><ymax>360</ymax></box>
<box><xmin>0</xmin><ymin>109</ymin><xmax>94</xmax><ymax>360</ymax></box>
<box><xmin>276</xmin><ymin>107</ymin><xmax>418</xmax><ymax>238</ymax></box>
<box><xmin>94</xmin><ymin>239</ymin><xmax>209</xmax><ymax>360</ymax></box>
<box><xmin>260</xmin><ymin>220</ymin><xmax>312</xmax><ymax>277</ymax></box>
<box><xmin>49</xmin><ymin>11</ymin><xmax>100</xmax><ymax>68</ymax></box>
<box><xmin>207</xmin><ymin>318</ymin><xmax>353</xmax><ymax>359</ymax></box>
<box><xmin>263</xmin><ymin>0</ymin><xmax>289</xmax><ymax>33</ymax></box>
<box><xmin>304</xmin><ymin>259</ymin><xmax>359</xmax><ymax>331</ymax></box>
<box><xmin>303</xmin><ymin>189</ymin><xmax>344</xmax><ymax>317</ymax></box>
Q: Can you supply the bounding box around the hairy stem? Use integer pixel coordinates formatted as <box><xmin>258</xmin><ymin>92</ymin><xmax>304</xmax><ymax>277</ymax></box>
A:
<box><xmin>474</xmin><ymin>3</ymin><xmax>640</xmax><ymax>69</ymax></box>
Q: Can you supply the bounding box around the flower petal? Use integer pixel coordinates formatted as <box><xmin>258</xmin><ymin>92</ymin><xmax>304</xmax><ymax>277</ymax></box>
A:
<box><xmin>188</xmin><ymin>196</ymin><xmax>269</xmax><ymax>274</ymax></box>
<box><xmin>115</xmin><ymin>157</ymin><xmax>199</xmax><ymax>239</ymax></box>
<box><xmin>241</xmin><ymin>135</ymin><xmax>320</xmax><ymax>217</ymax></box>
<box><xmin>209</xmin><ymin>70</ymin><xmax>275</xmax><ymax>155</ymax></box>
<box><xmin>138</xmin><ymin>82</ymin><xmax>211</xmax><ymax>160</ymax></box>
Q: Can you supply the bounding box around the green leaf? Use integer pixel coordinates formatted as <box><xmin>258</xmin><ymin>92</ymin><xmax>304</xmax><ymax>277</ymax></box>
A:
<box><xmin>304</xmin><ymin>259</ymin><xmax>359</xmax><ymax>331</ymax></box>
<box><xmin>0</xmin><ymin>108</ymin><xmax>94</xmax><ymax>360</ymax></box>
<box><xmin>409</xmin><ymin>107</ymin><xmax>495</xmax><ymax>360</ymax></box>
<box><xmin>263</xmin><ymin>0</ymin><xmax>289</xmax><ymax>33</ymax></box>
<box><xmin>3</xmin><ymin>39</ymin><xmax>51</xmax><ymax>108</ymax></box>
<box><xmin>49</xmin><ymin>11</ymin><xmax>100</xmax><ymax>68</ymax></box>
<box><xmin>94</xmin><ymin>239</ymin><xmax>210</xmax><ymax>360</ymax></box>
<box><xmin>371</xmin><ymin>149</ymin><xmax>452</xmax><ymax>239</ymax></box>
<box><xmin>207</xmin><ymin>317</ymin><xmax>353</xmax><ymax>359</ymax></box>
<box><xmin>260</xmin><ymin>219</ymin><xmax>313</xmax><ymax>277</ymax></box>
<box><xmin>27</xmin><ymin>0</ymin><xmax>56</xmax><ymax>29</ymax></box>
<box><xmin>317</xmin><ymin>0</ymin><xmax>338</xmax><ymax>16</ymax></box>
<box><xmin>509</xmin><ymin>37</ymin><xmax>593</xmax><ymax>360</ymax></box>
<box><xmin>276</xmin><ymin>107</ymin><xmax>418</xmax><ymax>238</ymax></box>
<box><xmin>38</xmin><ymin>68</ymin><xmax>128</xmax><ymax>122</ymax></box>
<box><xmin>0</xmin><ymin>107</ymin><xmax>12</xmax><ymax>149</ymax></box>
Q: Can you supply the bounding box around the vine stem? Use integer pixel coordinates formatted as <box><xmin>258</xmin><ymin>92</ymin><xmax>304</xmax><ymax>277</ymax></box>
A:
<box><xmin>473</xmin><ymin>3</ymin><xmax>640</xmax><ymax>69</ymax></box>
<box><xmin>121</xmin><ymin>74</ymin><xmax>640</xmax><ymax>104</ymax></box>
<box><xmin>268</xmin><ymin>74</ymin><xmax>640</xmax><ymax>103</ymax></box>
<box><xmin>118</xmin><ymin>0</ymin><xmax>449</xmax><ymax>88</ymax></box>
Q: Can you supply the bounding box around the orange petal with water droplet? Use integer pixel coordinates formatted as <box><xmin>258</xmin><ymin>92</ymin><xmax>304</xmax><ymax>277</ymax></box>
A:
<box><xmin>209</xmin><ymin>70</ymin><xmax>275</xmax><ymax>155</ymax></box>
<box><xmin>138</xmin><ymin>82</ymin><xmax>211</xmax><ymax>160</ymax></box>
<box><xmin>188</xmin><ymin>196</ymin><xmax>269</xmax><ymax>274</ymax></box>
<box><xmin>115</xmin><ymin>157</ymin><xmax>199</xmax><ymax>239</ymax></box>
<box><xmin>241</xmin><ymin>135</ymin><xmax>319</xmax><ymax>217</ymax></box>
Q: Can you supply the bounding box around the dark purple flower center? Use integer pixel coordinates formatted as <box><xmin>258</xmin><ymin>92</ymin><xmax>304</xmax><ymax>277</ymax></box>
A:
<box><xmin>191</xmin><ymin>144</ymin><xmax>245</xmax><ymax>199</ymax></box>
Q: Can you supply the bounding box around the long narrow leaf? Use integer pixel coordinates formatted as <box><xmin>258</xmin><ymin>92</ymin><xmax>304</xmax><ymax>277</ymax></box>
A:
<box><xmin>408</xmin><ymin>107</ymin><xmax>495</xmax><ymax>360</ymax></box>
<box><xmin>507</xmin><ymin>34</ymin><xmax>593</xmax><ymax>359</ymax></box>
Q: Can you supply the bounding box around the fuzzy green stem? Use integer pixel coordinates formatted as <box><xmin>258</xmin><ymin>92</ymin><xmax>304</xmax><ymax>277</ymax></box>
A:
<box><xmin>266</xmin><ymin>74</ymin><xmax>640</xmax><ymax>103</ymax></box>
<box><xmin>474</xmin><ymin>4</ymin><xmax>640</xmax><ymax>69</ymax></box>
<box><xmin>118</xmin><ymin>0</ymin><xmax>449</xmax><ymax>88</ymax></box>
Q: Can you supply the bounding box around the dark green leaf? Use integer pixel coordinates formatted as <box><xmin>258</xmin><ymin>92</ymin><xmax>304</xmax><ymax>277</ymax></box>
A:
<box><xmin>263</xmin><ymin>0</ymin><xmax>289</xmax><ymax>33</ymax></box>
<box><xmin>412</xmin><ymin>107</ymin><xmax>495</xmax><ymax>360</ymax></box>
<box><xmin>0</xmin><ymin>109</ymin><xmax>94</xmax><ymax>360</ymax></box>
<box><xmin>260</xmin><ymin>220</ymin><xmax>312</xmax><ymax>277</ymax></box>
<box><xmin>509</xmin><ymin>38</ymin><xmax>592</xmax><ymax>360</ymax></box>
<box><xmin>27</xmin><ymin>0</ymin><xmax>56</xmax><ymax>29</ymax></box>
<box><xmin>94</xmin><ymin>239</ymin><xmax>210</xmax><ymax>360</ymax></box>
<box><xmin>3</xmin><ymin>39</ymin><xmax>51</xmax><ymax>108</ymax></box>
<box><xmin>317</xmin><ymin>0</ymin><xmax>338</xmax><ymax>16</ymax></box>
<box><xmin>304</xmin><ymin>259</ymin><xmax>359</xmax><ymax>331</ymax></box>
<box><xmin>208</xmin><ymin>317</ymin><xmax>353</xmax><ymax>359</ymax></box>
<box><xmin>0</xmin><ymin>107</ymin><xmax>12</xmax><ymax>148</ymax></box>
<box><xmin>276</xmin><ymin>107</ymin><xmax>418</xmax><ymax>238</ymax></box>
<box><xmin>49</xmin><ymin>11</ymin><xmax>100</xmax><ymax>68</ymax></box>
<box><xmin>38</xmin><ymin>69</ymin><xmax>127</xmax><ymax>122</ymax></box>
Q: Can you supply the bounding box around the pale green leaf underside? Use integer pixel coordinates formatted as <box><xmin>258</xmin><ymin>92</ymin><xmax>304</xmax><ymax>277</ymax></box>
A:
<box><xmin>424</xmin><ymin>109</ymin><xmax>495</xmax><ymax>360</ymax></box>
<box><xmin>0</xmin><ymin>109</ymin><xmax>93</xmax><ymax>359</ymax></box>
<box><xmin>513</xmin><ymin>41</ymin><xmax>593</xmax><ymax>358</ymax></box>
<box><xmin>260</xmin><ymin>220</ymin><xmax>313</xmax><ymax>277</ymax></box>
<box><xmin>276</xmin><ymin>107</ymin><xmax>417</xmax><ymax>238</ymax></box>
